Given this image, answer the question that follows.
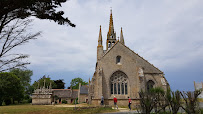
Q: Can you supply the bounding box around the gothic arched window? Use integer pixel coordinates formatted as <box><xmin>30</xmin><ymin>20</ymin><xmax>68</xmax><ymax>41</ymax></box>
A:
<box><xmin>110</xmin><ymin>71</ymin><xmax>128</xmax><ymax>95</ymax></box>
<box><xmin>147</xmin><ymin>80</ymin><xmax>155</xmax><ymax>91</ymax></box>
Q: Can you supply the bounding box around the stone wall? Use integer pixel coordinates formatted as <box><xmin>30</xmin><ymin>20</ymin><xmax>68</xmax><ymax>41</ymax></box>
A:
<box><xmin>32</xmin><ymin>97</ymin><xmax>52</xmax><ymax>105</ymax></box>
<box><xmin>79</xmin><ymin>94</ymin><xmax>88</xmax><ymax>103</ymax></box>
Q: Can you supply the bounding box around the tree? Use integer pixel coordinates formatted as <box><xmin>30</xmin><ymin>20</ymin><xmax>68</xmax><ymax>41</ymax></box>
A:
<box><xmin>70</xmin><ymin>77</ymin><xmax>88</xmax><ymax>89</ymax></box>
<box><xmin>137</xmin><ymin>87</ymin><xmax>168</xmax><ymax>114</ymax></box>
<box><xmin>180</xmin><ymin>90</ymin><xmax>202</xmax><ymax>114</ymax></box>
<box><xmin>0</xmin><ymin>0</ymin><xmax>75</xmax><ymax>72</ymax></box>
<box><xmin>0</xmin><ymin>72</ymin><xmax>24</xmax><ymax>105</ymax></box>
<box><xmin>32</xmin><ymin>75</ymin><xmax>57</xmax><ymax>89</ymax></box>
<box><xmin>166</xmin><ymin>89</ymin><xmax>182</xmax><ymax>114</ymax></box>
<box><xmin>54</xmin><ymin>79</ymin><xmax>65</xmax><ymax>89</ymax></box>
<box><xmin>10</xmin><ymin>68</ymin><xmax>33</xmax><ymax>96</ymax></box>
<box><xmin>0</xmin><ymin>0</ymin><xmax>75</xmax><ymax>33</ymax></box>
<box><xmin>10</xmin><ymin>68</ymin><xmax>32</xmax><ymax>88</ymax></box>
<box><xmin>0</xmin><ymin>19</ymin><xmax>40</xmax><ymax>72</ymax></box>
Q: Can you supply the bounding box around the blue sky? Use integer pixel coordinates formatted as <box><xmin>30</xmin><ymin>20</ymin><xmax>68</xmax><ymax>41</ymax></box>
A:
<box><xmin>15</xmin><ymin>0</ymin><xmax>203</xmax><ymax>91</ymax></box>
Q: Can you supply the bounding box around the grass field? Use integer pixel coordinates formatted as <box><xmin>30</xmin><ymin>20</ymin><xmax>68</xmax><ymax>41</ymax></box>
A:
<box><xmin>0</xmin><ymin>104</ymin><xmax>116</xmax><ymax>114</ymax></box>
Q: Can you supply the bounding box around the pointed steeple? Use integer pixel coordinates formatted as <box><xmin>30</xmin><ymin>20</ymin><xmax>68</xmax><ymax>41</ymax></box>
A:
<box><xmin>106</xmin><ymin>9</ymin><xmax>116</xmax><ymax>50</ymax></box>
<box><xmin>98</xmin><ymin>25</ymin><xmax>102</xmax><ymax>46</ymax></box>
<box><xmin>120</xmin><ymin>27</ymin><xmax>125</xmax><ymax>45</ymax></box>
<box><xmin>108</xmin><ymin>9</ymin><xmax>114</xmax><ymax>35</ymax></box>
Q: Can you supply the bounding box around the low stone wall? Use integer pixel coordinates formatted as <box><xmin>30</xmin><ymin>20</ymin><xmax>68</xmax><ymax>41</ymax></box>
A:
<box><xmin>32</xmin><ymin>98</ymin><xmax>52</xmax><ymax>105</ymax></box>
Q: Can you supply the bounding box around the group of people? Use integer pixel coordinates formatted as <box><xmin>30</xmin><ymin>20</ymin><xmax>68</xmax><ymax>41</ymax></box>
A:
<box><xmin>101</xmin><ymin>95</ymin><xmax>132</xmax><ymax>110</ymax></box>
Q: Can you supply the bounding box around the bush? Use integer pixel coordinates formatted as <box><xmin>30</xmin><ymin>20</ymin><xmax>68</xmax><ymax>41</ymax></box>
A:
<box><xmin>21</xmin><ymin>100</ymin><xmax>28</xmax><ymax>104</ymax></box>
<box><xmin>28</xmin><ymin>98</ymin><xmax>32</xmax><ymax>103</ymax></box>
<box><xmin>2</xmin><ymin>101</ymin><xmax>6</xmax><ymax>106</ymax></box>
<box><xmin>14</xmin><ymin>101</ymin><xmax>18</xmax><ymax>104</ymax></box>
<box><xmin>62</xmin><ymin>100</ymin><xmax>67</xmax><ymax>104</ymax></box>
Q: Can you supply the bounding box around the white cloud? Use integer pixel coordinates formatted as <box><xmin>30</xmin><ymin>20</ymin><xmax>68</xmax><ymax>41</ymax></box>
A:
<box><xmin>13</xmin><ymin>0</ymin><xmax>203</xmax><ymax>90</ymax></box>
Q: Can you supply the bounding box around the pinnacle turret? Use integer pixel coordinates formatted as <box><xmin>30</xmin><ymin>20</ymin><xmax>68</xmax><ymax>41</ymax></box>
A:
<box><xmin>120</xmin><ymin>27</ymin><xmax>125</xmax><ymax>45</ymax></box>
<box><xmin>98</xmin><ymin>25</ymin><xmax>102</xmax><ymax>46</ymax></box>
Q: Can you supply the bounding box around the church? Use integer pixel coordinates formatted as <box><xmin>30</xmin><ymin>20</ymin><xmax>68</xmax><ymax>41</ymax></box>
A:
<box><xmin>88</xmin><ymin>10</ymin><xmax>169</xmax><ymax>106</ymax></box>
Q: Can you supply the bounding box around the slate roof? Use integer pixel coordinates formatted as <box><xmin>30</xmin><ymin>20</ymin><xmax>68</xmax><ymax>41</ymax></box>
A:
<box><xmin>80</xmin><ymin>85</ymin><xmax>88</xmax><ymax>95</ymax></box>
<box><xmin>72</xmin><ymin>90</ymin><xmax>78</xmax><ymax>98</ymax></box>
<box><xmin>53</xmin><ymin>89</ymin><xmax>71</xmax><ymax>98</ymax></box>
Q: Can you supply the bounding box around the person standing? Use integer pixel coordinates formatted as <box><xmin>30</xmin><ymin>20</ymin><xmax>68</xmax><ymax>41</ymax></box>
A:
<box><xmin>101</xmin><ymin>95</ymin><xmax>104</xmax><ymax>105</ymax></box>
<box><xmin>113</xmin><ymin>96</ymin><xmax>118</xmax><ymax>109</ymax></box>
<box><xmin>128</xmin><ymin>96</ymin><xmax>132</xmax><ymax>110</ymax></box>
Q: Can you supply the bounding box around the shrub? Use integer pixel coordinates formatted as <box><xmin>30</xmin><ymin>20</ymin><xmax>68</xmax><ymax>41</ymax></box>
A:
<box><xmin>2</xmin><ymin>101</ymin><xmax>6</xmax><ymax>106</ymax></box>
<box><xmin>22</xmin><ymin>100</ymin><xmax>28</xmax><ymax>104</ymax></box>
<box><xmin>28</xmin><ymin>98</ymin><xmax>32</xmax><ymax>103</ymax></box>
<box><xmin>14</xmin><ymin>101</ymin><xmax>18</xmax><ymax>104</ymax></box>
<box><xmin>62</xmin><ymin>100</ymin><xmax>67</xmax><ymax>104</ymax></box>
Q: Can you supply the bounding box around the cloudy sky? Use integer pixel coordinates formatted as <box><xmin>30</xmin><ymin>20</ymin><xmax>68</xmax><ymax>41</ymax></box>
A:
<box><xmin>17</xmin><ymin>0</ymin><xmax>203</xmax><ymax>91</ymax></box>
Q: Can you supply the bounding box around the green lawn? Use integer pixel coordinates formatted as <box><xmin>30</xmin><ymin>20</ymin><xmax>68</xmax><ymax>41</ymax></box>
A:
<box><xmin>0</xmin><ymin>104</ymin><xmax>116</xmax><ymax>114</ymax></box>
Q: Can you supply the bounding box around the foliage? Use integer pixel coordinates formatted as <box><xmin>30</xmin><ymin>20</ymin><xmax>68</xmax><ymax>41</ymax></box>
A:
<box><xmin>32</xmin><ymin>75</ymin><xmax>57</xmax><ymax>89</ymax></box>
<box><xmin>73</xmin><ymin>98</ymin><xmax>78</xmax><ymax>104</ymax></box>
<box><xmin>138</xmin><ymin>87</ymin><xmax>202</xmax><ymax>114</ymax></box>
<box><xmin>10</xmin><ymin>68</ymin><xmax>32</xmax><ymax>87</ymax></box>
<box><xmin>180</xmin><ymin>90</ymin><xmax>202</xmax><ymax>114</ymax></box>
<box><xmin>138</xmin><ymin>90</ymin><xmax>156</xmax><ymax>114</ymax></box>
<box><xmin>70</xmin><ymin>77</ymin><xmax>88</xmax><ymax>89</ymax></box>
<box><xmin>53</xmin><ymin>79</ymin><xmax>65</xmax><ymax>89</ymax></box>
<box><xmin>166</xmin><ymin>89</ymin><xmax>181</xmax><ymax>114</ymax></box>
<box><xmin>9</xmin><ymin>68</ymin><xmax>34</xmax><ymax>102</ymax></box>
<box><xmin>62</xmin><ymin>100</ymin><xmax>67</xmax><ymax>104</ymax></box>
<box><xmin>0</xmin><ymin>72</ymin><xmax>24</xmax><ymax>105</ymax></box>
<box><xmin>0</xmin><ymin>0</ymin><xmax>75</xmax><ymax>33</ymax></box>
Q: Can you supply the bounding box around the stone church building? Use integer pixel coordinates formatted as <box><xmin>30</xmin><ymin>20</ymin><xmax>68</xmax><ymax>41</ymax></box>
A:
<box><xmin>88</xmin><ymin>10</ymin><xmax>169</xmax><ymax>106</ymax></box>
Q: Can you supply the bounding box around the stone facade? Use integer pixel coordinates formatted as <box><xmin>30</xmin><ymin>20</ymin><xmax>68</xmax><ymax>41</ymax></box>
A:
<box><xmin>32</xmin><ymin>87</ymin><xmax>79</xmax><ymax>105</ymax></box>
<box><xmin>88</xmin><ymin>10</ymin><xmax>169</xmax><ymax>106</ymax></box>
<box><xmin>78</xmin><ymin>84</ymin><xmax>88</xmax><ymax>103</ymax></box>
<box><xmin>32</xmin><ymin>87</ymin><xmax>53</xmax><ymax>105</ymax></box>
<box><xmin>52</xmin><ymin>89</ymin><xmax>78</xmax><ymax>104</ymax></box>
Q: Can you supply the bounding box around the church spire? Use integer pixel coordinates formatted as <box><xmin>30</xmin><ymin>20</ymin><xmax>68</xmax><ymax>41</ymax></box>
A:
<box><xmin>120</xmin><ymin>27</ymin><xmax>125</xmax><ymax>45</ymax></box>
<box><xmin>106</xmin><ymin>9</ymin><xmax>116</xmax><ymax>50</ymax></box>
<box><xmin>108</xmin><ymin>9</ymin><xmax>114</xmax><ymax>35</ymax></box>
<box><xmin>98</xmin><ymin>25</ymin><xmax>102</xmax><ymax>46</ymax></box>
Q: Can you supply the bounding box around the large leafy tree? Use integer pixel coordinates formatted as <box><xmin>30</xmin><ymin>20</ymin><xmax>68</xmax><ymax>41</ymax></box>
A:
<box><xmin>32</xmin><ymin>75</ymin><xmax>57</xmax><ymax>89</ymax></box>
<box><xmin>70</xmin><ymin>77</ymin><xmax>88</xmax><ymax>89</ymax></box>
<box><xmin>0</xmin><ymin>72</ymin><xmax>24</xmax><ymax>105</ymax></box>
<box><xmin>10</xmin><ymin>68</ymin><xmax>33</xmax><ymax>96</ymax></box>
<box><xmin>10</xmin><ymin>68</ymin><xmax>33</xmax><ymax>88</ymax></box>
<box><xmin>54</xmin><ymin>79</ymin><xmax>65</xmax><ymax>89</ymax></box>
